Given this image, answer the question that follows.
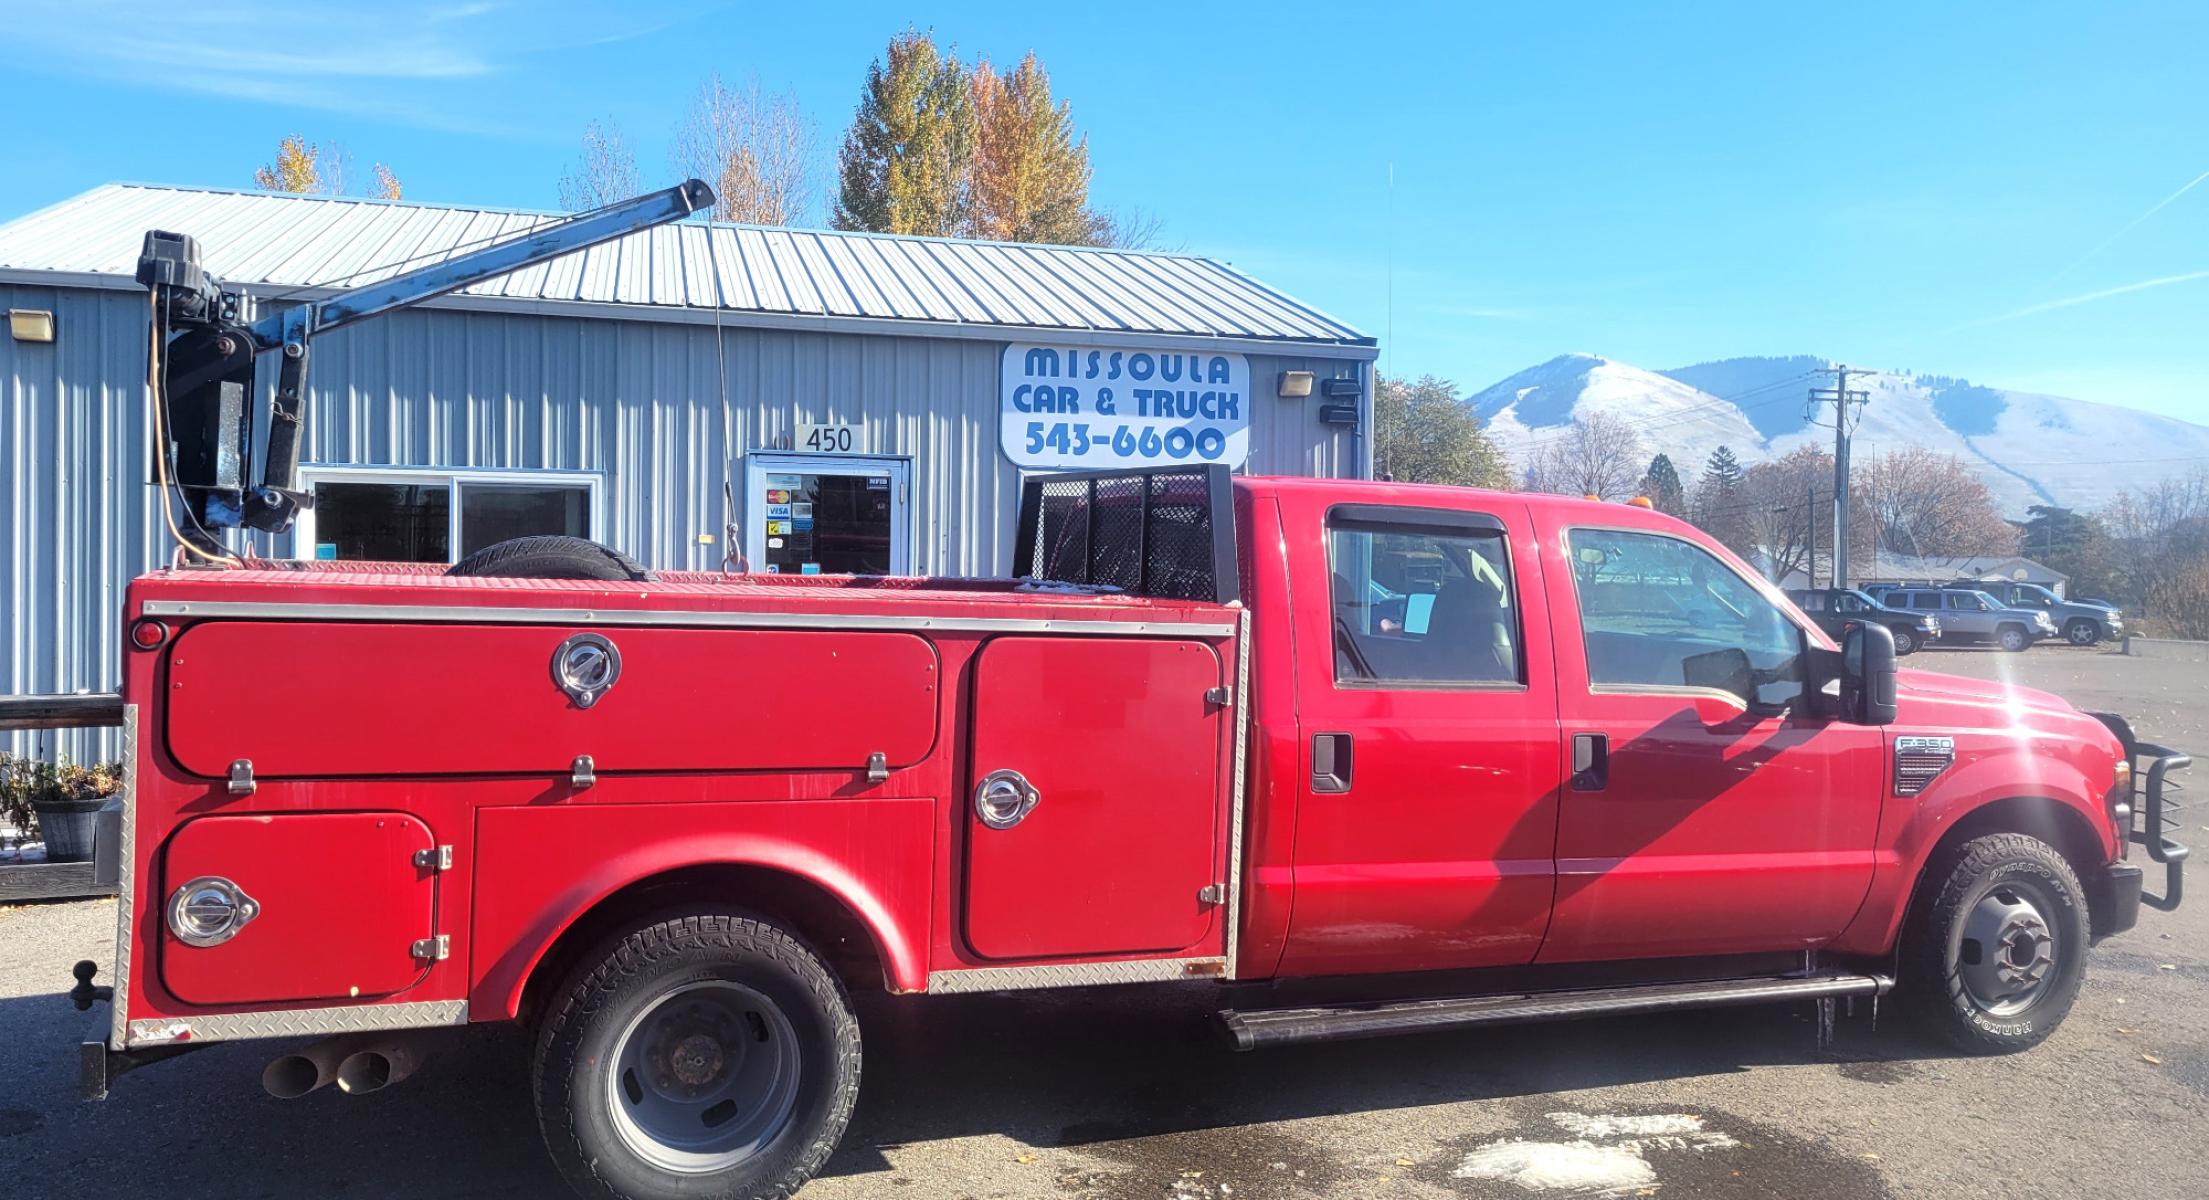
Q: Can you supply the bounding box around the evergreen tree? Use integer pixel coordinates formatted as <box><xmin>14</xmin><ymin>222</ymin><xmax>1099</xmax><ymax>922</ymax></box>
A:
<box><xmin>1702</xmin><ymin>445</ymin><xmax>1745</xmax><ymax>492</ymax></box>
<box><xmin>833</xmin><ymin>28</ymin><xmax>976</xmax><ymax>236</ymax></box>
<box><xmin>1640</xmin><ymin>453</ymin><xmax>1687</xmax><ymax>514</ymax></box>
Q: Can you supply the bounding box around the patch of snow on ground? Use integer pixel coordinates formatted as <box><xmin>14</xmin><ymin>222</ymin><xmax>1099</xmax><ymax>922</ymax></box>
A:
<box><xmin>1456</xmin><ymin>1112</ymin><xmax>1739</xmax><ymax>1194</ymax></box>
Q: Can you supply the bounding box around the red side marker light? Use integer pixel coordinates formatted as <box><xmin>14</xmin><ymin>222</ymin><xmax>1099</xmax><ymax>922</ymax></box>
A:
<box><xmin>130</xmin><ymin>619</ymin><xmax>169</xmax><ymax>650</ymax></box>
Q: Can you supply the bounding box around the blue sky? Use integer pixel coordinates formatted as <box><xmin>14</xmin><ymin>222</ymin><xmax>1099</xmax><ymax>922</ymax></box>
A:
<box><xmin>4</xmin><ymin>1</ymin><xmax>2204</xmax><ymax>421</ymax></box>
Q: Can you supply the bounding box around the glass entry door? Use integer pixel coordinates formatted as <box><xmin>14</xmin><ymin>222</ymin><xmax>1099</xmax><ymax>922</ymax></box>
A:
<box><xmin>744</xmin><ymin>454</ymin><xmax>911</xmax><ymax>575</ymax></box>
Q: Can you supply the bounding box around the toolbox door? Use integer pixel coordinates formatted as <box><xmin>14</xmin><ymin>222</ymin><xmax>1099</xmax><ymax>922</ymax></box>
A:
<box><xmin>160</xmin><ymin>812</ymin><xmax>439</xmax><ymax>1006</ymax></box>
<box><xmin>963</xmin><ymin>636</ymin><xmax>1224</xmax><ymax>960</ymax></box>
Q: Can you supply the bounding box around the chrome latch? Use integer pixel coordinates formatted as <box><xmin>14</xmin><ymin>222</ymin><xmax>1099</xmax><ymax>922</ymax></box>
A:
<box><xmin>1205</xmin><ymin>687</ymin><xmax>1232</xmax><ymax>708</ymax></box>
<box><xmin>410</xmin><ymin>934</ymin><xmax>451</xmax><ymax>962</ymax></box>
<box><xmin>570</xmin><ymin>755</ymin><xmax>596</xmax><ymax>790</ymax></box>
<box><xmin>866</xmin><ymin>751</ymin><xmax>889</xmax><ymax>784</ymax></box>
<box><xmin>413</xmin><ymin>845</ymin><xmax>454</xmax><ymax>872</ymax></box>
<box><xmin>227</xmin><ymin>759</ymin><xmax>256</xmax><ymax>796</ymax></box>
<box><xmin>1197</xmin><ymin>883</ymin><xmax>1226</xmax><ymax>906</ymax></box>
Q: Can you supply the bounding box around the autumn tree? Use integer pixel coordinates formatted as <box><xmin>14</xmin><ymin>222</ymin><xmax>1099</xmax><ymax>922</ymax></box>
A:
<box><xmin>558</xmin><ymin>120</ymin><xmax>641</xmax><ymax>212</ymax></box>
<box><xmin>1856</xmin><ymin>449</ymin><xmax>2018</xmax><ymax>565</ymax></box>
<box><xmin>1524</xmin><ymin>412</ymin><xmax>1644</xmax><ymax>501</ymax></box>
<box><xmin>833</xmin><ymin>28</ymin><xmax>975</xmax><ymax>236</ymax></box>
<box><xmin>675</xmin><ymin>75</ymin><xmax>816</xmax><ymax>225</ymax></box>
<box><xmin>1640</xmin><ymin>453</ymin><xmax>1687</xmax><ymax>515</ymax></box>
<box><xmin>255</xmin><ymin>136</ymin><xmax>402</xmax><ymax>198</ymax></box>
<box><xmin>966</xmin><ymin>52</ymin><xmax>1096</xmax><ymax>243</ymax></box>
<box><xmin>1735</xmin><ymin>446</ymin><xmax>1835</xmax><ymax>583</ymax></box>
<box><xmin>1372</xmin><ymin>375</ymin><xmax>1512</xmax><ymax>489</ymax></box>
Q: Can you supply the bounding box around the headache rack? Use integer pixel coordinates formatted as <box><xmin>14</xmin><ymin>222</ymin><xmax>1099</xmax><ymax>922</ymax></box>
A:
<box><xmin>1012</xmin><ymin>465</ymin><xmax>1239</xmax><ymax>605</ymax></box>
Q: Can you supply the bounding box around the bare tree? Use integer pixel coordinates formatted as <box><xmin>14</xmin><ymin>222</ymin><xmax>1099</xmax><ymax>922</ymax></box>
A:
<box><xmin>1734</xmin><ymin>447</ymin><xmax>1834</xmax><ymax>583</ymax></box>
<box><xmin>1524</xmin><ymin>412</ymin><xmax>1644</xmax><ymax>501</ymax></box>
<box><xmin>674</xmin><ymin>75</ymin><xmax>817</xmax><ymax>226</ymax></box>
<box><xmin>558</xmin><ymin>120</ymin><xmax>641</xmax><ymax>212</ymax></box>
<box><xmin>2101</xmin><ymin>468</ymin><xmax>2209</xmax><ymax>611</ymax></box>
<box><xmin>1089</xmin><ymin>206</ymin><xmax>1171</xmax><ymax>251</ymax></box>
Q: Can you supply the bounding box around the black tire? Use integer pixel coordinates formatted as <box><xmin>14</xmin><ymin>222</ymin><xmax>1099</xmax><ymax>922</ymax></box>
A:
<box><xmin>1891</xmin><ymin>625</ymin><xmax>1918</xmax><ymax>656</ymax></box>
<box><xmin>534</xmin><ymin>912</ymin><xmax>860</xmax><ymax>1200</ymax></box>
<box><xmin>1997</xmin><ymin>625</ymin><xmax>2032</xmax><ymax>653</ymax></box>
<box><xmin>2065</xmin><ymin>619</ymin><xmax>2101</xmax><ymax>647</ymax></box>
<box><xmin>1899</xmin><ymin>832</ymin><xmax>2088</xmax><ymax>1054</ymax></box>
<box><xmin>449</xmin><ymin>535</ymin><xmax>654</xmax><ymax>583</ymax></box>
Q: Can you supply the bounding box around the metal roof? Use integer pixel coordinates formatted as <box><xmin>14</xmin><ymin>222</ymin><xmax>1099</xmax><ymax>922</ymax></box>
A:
<box><xmin>0</xmin><ymin>183</ymin><xmax>1372</xmax><ymax>351</ymax></box>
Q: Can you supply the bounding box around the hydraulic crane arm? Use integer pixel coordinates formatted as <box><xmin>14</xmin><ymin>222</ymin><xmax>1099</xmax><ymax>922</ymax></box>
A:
<box><xmin>134</xmin><ymin>179</ymin><xmax>715</xmax><ymax>538</ymax></box>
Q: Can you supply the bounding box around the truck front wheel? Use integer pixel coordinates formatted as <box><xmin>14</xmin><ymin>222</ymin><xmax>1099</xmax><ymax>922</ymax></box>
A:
<box><xmin>1997</xmin><ymin>625</ymin><xmax>2032</xmax><ymax>652</ymax></box>
<box><xmin>2065</xmin><ymin>619</ymin><xmax>2101</xmax><ymax>646</ymax></box>
<box><xmin>1891</xmin><ymin>625</ymin><xmax>1919</xmax><ymax>655</ymax></box>
<box><xmin>533</xmin><ymin>912</ymin><xmax>860</xmax><ymax>1200</ymax></box>
<box><xmin>1900</xmin><ymin>833</ymin><xmax>2087</xmax><ymax>1054</ymax></box>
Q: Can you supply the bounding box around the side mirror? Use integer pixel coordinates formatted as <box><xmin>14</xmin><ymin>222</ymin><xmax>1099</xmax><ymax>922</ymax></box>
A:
<box><xmin>1843</xmin><ymin>623</ymin><xmax>1898</xmax><ymax>725</ymax></box>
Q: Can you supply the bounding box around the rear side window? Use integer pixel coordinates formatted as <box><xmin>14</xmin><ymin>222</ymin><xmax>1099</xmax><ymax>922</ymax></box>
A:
<box><xmin>1797</xmin><ymin>591</ymin><xmax>1827</xmax><ymax>612</ymax></box>
<box><xmin>1329</xmin><ymin>517</ymin><xmax>1519</xmax><ymax>686</ymax></box>
<box><xmin>1907</xmin><ymin>593</ymin><xmax>1939</xmax><ymax>610</ymax></box>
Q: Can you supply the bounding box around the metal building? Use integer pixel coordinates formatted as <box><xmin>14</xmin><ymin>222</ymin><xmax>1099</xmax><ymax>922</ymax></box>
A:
<box><xmin>0</xmin><ymin>184</ymin><xmax>1375</xmax><ymax>756</ymax></box>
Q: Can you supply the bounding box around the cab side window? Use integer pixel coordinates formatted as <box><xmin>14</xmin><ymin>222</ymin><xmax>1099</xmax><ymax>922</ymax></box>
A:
<box><xmin>1567</xmin><ymin>529</ymin><xmax>1804</xmax><ymax>710</ymax></box>
<box><xmin>1798</xmin><ymin>592</ymin><xmax>1827</xmax><ymax>612</ymax></box>
<box><xmin>1330</xmin><ymin>516</ymin><xmax>1519</xmax><ymax>686</ymax></box>
<box><xmin>1836</xmin><ymin>593</ymin><xmax>1865</xmax><ymax>613</ymax></box>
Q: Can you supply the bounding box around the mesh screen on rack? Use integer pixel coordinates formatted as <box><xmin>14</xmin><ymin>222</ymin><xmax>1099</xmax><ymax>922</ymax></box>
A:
<box><xmin>1018</xmin><ymin>468</ymin><xmax>1227</xmax><ymax>602</ymax></box>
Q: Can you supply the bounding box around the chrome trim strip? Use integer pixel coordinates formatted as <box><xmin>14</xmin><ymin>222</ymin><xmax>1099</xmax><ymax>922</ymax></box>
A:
<box><xmin>107</xmin><ymin>705</ymin><xmax>138</xmax><ymax>1052</ymax></box>
<box><xmin>126</xmin><ymin>999</ymin><xmax>469</xmax><ymax>1047</ymax></box>
<box><xmin>1225</xmin><ymin>608</ymin><xmax>1251</xmax><ymax>980</ymax></box>
<box><xmin>925</xmin><ymin>957</ymin><xmax>1227</xmax><ymax>994</ymax></box>
<box><xmin>138</xmin><ymin>600</ymin><xmax>1238</xmax><ymax>639</ymax></box>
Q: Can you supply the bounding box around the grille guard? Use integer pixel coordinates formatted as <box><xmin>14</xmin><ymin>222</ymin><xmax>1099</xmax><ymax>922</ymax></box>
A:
<box><xmin>2132</xmin><ymin>741</ymin><xmax>2190</xmax><ymax>912</ymax></box>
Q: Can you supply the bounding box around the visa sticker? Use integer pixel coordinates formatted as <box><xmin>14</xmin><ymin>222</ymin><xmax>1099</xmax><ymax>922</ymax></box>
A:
<box><xmin>765</xmin><ymin>503</ymin><xmax>792</xmax><ymax>518</ymax></box>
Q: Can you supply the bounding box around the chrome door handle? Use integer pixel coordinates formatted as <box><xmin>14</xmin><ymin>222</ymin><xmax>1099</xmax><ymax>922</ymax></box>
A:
<box><xmin>974</xmin><ymin>768</ymin><xmax>1041</xmax><ymax>829</ymax></box>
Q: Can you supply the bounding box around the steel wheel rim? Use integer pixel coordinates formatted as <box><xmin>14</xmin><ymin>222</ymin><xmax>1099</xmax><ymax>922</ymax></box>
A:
<box><xmin>1894</xmin><ymin>630</ymin><xmax>1915</xmax><ymax>654</ymax></box>
<box><xmin>606</xmin><ymin>980</ymin><xmax>802</xmax><ymax>1174</ymax></box>
<box><xmin>1957</xmin><ymin>881</ymin><xmax>2060</xmax><ymax>1018</ymax></box>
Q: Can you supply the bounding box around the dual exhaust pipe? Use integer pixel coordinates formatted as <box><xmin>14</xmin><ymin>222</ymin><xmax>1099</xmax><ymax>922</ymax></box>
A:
<box><xmin>261</xmin><ymin>1034</ymin><xmax>424</xmax><ymax>1099</ymax></box>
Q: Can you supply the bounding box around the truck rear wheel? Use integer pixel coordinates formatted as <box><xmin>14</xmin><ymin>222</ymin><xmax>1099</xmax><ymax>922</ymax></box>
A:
<box><xmin>533</xmin><ymin>912</ymin><xmax>860</xmax><ymax>1200</ymax></box>
<box><xmin>449</xmin><ymin>535</ymin><xmax>654</xmax><ymax>582</ymax></box>
<box><xmin>1900</xmin><ymin>832</ymin><xmax>2087</xmax><ymax>1054</ymax></box>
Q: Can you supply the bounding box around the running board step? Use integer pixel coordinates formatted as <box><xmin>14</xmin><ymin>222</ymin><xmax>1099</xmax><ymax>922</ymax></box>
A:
<box><xmin>1219</xmin><ymin>971</ymin><xmax>1893</xmax><ymax>1051</ymax></box>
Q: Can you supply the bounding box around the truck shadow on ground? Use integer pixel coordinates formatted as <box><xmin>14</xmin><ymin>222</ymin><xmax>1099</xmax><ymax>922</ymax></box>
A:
<box><xmin>3</xmin><ymin>984</ymin><xmax>1956</xmax><ymax>1199</ymax></box>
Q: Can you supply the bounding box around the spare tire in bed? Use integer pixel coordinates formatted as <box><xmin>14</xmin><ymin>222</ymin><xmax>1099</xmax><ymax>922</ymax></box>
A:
<box><xmin>446</xmin><ymin>536</ymin><xmax>655</xmax><ymax>582</ymax></box>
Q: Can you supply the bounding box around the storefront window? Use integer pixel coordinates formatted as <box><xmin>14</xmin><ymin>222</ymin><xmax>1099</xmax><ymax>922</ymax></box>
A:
<box><xmin>298</xmin><ymin>468</ymin><xmax>599</xmax><ymax>564</ymax></box>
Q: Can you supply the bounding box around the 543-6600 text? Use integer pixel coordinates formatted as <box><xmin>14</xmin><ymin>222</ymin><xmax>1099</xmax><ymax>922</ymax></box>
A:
<box><xmin>1023</xmin><ymin>422</ymin><xmax>1228</xmax><ymax>461</ymax></box>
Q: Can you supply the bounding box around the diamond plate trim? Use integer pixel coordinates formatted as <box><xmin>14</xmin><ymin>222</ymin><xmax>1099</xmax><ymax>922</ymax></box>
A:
<box><xmin>107</xmin><ymin>705</ymin><xmax>138</xmax><ymax>1052</ymax></box>
<box><xmin>127</xmin><ymin>999</ymin><xmax>468</xmax><ymax>1046</ymax></box>
<box><xmin>925</xmin><ymin>957</ymin><xmax>1227</xmax><ymax>994</ymax></box>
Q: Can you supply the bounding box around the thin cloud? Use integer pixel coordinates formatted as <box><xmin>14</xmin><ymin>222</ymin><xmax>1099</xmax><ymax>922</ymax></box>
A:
<box><xmin>1955</xmin><ymin>269</ymin><xmax>2209</xmax><ymax>330</ymax></box>
<box><xmin>2027</xmin><ymin>166</ymin><xmax>2209</xmax><ymax>297</ymax></box>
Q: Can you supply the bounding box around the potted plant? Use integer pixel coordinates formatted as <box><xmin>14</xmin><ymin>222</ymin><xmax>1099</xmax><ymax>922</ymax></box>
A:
<box><xmin>0</xmin><ymin>753</ymin><xmax>120</xmax><ymax>864</ymax></box>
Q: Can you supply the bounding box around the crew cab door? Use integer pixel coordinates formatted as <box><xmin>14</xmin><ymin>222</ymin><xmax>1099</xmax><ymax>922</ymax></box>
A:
<box><xmin>1539</xmin><ymin>521</ymin><xmax>1882</xmax><ymax>963</ymax></box>
<box><xmin>1278</xmin><ymin>496</ymin><xmax>1563</xmax><ymax>976</ymax></box>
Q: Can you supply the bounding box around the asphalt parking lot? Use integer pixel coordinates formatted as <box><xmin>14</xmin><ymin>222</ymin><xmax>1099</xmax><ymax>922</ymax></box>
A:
<box><xmin>4</xmin><ymin>643</ymin><xmax>2204</xmax><ymax>1200</ymax></box>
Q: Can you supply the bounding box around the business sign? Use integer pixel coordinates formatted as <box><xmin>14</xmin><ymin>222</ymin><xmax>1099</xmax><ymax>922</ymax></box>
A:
<box><xmin>796</xmin><ymin>419</ymin><xmax>863</xmax><ymax>454</ymax></box>
<box><xmin>1001</xmin><ymin>344</ymin><xmax>1250</xmax><ymax>470</ymax></box>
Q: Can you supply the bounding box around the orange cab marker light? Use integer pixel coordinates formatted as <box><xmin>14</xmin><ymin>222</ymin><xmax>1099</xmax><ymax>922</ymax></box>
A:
<box><xmin>1628</xmin><ymin>496</ymin><xmax>1655</xmax><ymax>509</ymax></box>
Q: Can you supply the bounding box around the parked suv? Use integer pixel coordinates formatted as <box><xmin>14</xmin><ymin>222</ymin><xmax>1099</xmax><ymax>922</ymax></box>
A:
<box><xmin>1969</xmin><ymin>581</ymin><xmax>2124</xmax><ymax>646</ymax></box>
<box><xmin>1785</xmin><ymin>587</ymin><xmax>1941</xmax><ymax>655</ymax></box>
<box><xmin>1883</xmin><ymin>586</ymin><xmax>2056</xmax><ymax>651</ymax></box>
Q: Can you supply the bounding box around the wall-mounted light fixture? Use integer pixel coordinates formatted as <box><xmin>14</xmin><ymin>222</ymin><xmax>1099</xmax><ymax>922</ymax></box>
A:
<box><xmin>1318</xmin><ymin>402</ymin><xmax>1360</xmax><ymax>426</ymax></box>
<box><xmin>1319</xmin><ymin>376</ymin><xmax>1362</xmax><ymax>399</ymax></box>
<box><xmin>1277</xmin><ymin>370</ymin><xmax>1315</xmax><ymax>398</ymax></box>
<box><xmin>8</xmin><ymin>309</ymin><xmax>55</xmax><ymax>343</ymax></box>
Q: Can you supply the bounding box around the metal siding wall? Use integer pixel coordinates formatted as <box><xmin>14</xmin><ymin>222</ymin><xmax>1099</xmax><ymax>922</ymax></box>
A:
<box><xmin>1</xmin><ymin>285</ymin><xmax>160</xmax><ymax>763</ymax></box>
<box><xmin>3</xmin><ymin>289</ymin><xmax>1367</xmax><ymax>762</ymax></box>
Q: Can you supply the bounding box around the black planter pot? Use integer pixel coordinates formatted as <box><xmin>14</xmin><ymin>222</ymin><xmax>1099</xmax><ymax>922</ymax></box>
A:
<box><xmin>32</xmin><ymin>796</ymin><xmax>107</xmax><ymax>863</ymax></box>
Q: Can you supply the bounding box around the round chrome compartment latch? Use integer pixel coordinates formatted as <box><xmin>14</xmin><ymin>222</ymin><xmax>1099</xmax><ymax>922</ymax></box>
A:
<box><xmin>166</xmin><ymin>876</ymin><xmax>261</xmax><ymax>947</ymax></box>
<box><xmin>552</xmin><ymin>632</ymin><xmax>622</xmax><ymax>708</ymax></box>
<box><xmin>973</xmin><ymin>769</ymin><xmax>1041</xmax><ymax>830</ymax></box>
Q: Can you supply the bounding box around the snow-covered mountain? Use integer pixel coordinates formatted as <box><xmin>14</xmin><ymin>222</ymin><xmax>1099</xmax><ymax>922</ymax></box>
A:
<box><xmin>1468</xmin><ymin>353</ymin><xmax>2209</xmax><ymax>514</ymax></box>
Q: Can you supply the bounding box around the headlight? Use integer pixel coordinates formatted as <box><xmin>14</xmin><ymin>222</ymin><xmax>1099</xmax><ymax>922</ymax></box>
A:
<box><xmin>2114</xmin><ymin>758</ymin><xmax>2133</xmax><ymax>794</ymax></box>
<box><xmin>166</xmin><ymin>876</ymin><xmax>260</xmax><ymax>947</ymax></box>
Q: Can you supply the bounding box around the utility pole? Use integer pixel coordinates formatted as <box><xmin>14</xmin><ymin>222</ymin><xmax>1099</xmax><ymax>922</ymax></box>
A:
<box><xmin>1806</xmin><ymin>482</ymin><xmax>1817</xmax><ymax>589</ymax></box>
<box><xmin>1810</xmin><ymin>366</ymin><xmax>1871</xmax><ymax>588</ymax></box>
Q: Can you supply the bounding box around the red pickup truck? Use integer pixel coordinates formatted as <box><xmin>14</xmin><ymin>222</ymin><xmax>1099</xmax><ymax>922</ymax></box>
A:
<box><xmin>66</xmin><ymin>466</ymin><xmax>2186</xmax><ymax>1200</ymax></box>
